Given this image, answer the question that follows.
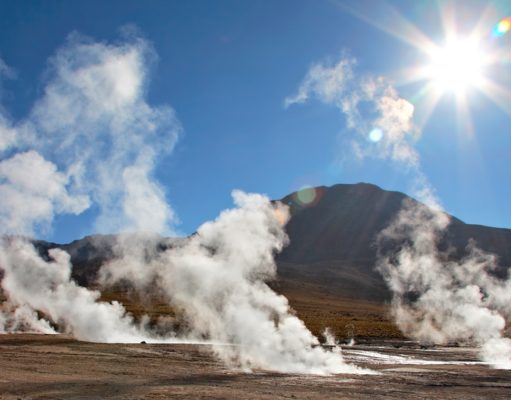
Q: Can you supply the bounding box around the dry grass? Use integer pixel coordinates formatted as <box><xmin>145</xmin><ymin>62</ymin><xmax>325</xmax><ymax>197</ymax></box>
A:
<box><xmin>2</xmin><ymin>276</ymin><xmax>403</xmax><ymax>340</ymax></box>
<box><xmin>96</xmin><ymin>280</ymin><xmax>403</xmax><ymax>341</ymax></box>
<box><xmin>4</xmin><ymin>281</ymin><xmax>507</xmax><ymax>341</ymax></box>
<box><xmin>278</xmin><ymin>285</ymin><xmax>403</xmax><ymax>340</ymax></box>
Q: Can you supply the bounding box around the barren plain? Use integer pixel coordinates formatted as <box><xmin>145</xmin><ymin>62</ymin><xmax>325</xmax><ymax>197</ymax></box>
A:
<box><xmin>1</xmin><ymin>334</ymin><xmax>510</xmax><ymax>400</ymax></box>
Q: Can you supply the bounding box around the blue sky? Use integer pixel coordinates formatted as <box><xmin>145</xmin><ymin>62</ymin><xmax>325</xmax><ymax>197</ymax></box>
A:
<box><xmin>0</xmin><ymin>0</ymin><xmax>510</xmax><ymax>243</ymax></box>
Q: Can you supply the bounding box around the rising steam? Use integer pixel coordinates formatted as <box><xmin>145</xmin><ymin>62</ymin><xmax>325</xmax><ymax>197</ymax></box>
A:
<box><xmin>0</xmin><ymin>33</ymin><xmax>365</xmax><ymax>375</ymax></box>
<box><xmin>0</xmin><ymin>32</ymin><xmax>180</xmax><ymax>237</ymax></box>
<box><xmin>377</xmin><ymin>197</ymin><xmax>511</xmax><ymax>369</ymax></box>
<box><xmin>288</xmin><ymin>55</ymin><xmax>511</xmax><ymax>369</ymax></box>
<box><xmin>0</xmin><ymin>236</ymin><xmax>151</xmax><ymax>342</ymax></box>
<box><xmin>0</xmin><ymin>32</ymin><xmax>178</xmax><ymax>340</ymax></box>
<box><xmin>285</xmin><ymin>55</ymin><xmax>418</xmax><ymax>164</ymax></box>
<box><xmin>98</xmin><ymin>191</ymin><xmax>364</xmax><ymax>373</ymax></box>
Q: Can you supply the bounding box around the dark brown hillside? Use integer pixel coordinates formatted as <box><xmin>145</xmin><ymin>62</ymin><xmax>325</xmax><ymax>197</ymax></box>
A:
<box><xmin>278</xmin><ymin>183</ymin><xmax>407</xmax><ymax>264</ymax></box>
<box><xmin>276</xmin><ymin>183</ymin><xmax>511</xmax><ymax>302</ymax></box>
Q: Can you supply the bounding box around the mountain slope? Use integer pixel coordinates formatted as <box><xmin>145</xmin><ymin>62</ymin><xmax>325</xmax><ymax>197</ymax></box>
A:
<box><xmin>275</xmin><ymin>183</ymin><xmax>511</xmax><ymax>304</ymax></box>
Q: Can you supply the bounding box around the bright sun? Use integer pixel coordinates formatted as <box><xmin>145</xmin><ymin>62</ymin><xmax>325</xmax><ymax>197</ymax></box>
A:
<box><xmin>425</xmin><ymin>38</ymin><xmax>487</xmax><ymax>95</ymax></box>
<box><xmin>346</xmin><ymin>3</ymin><xmax>511</xmax><ymax>129</ymax></box>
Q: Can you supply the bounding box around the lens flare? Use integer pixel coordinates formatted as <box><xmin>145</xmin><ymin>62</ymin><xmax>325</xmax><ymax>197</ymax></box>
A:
<box><xmin>342</xmin><ymin>2</ymin><xmax>511</xmax><ymax>130</ymax></box>
<box><xmin>293</xmin><ymin>186</ymin><xmax>323</xmax><ymax>207</ymax></box>
<box><xmin>369</xmin><ymin>128</ymin><xmax>383</xmax><ymax>142</ymax></box>
<box><xmin>494</xmin><ymin>17</ymin><xmax>511</xmax><ymax>36</ymax></box>
<box><xmin>296</xmin><ymin>187</ymin><xmax>316</xmax><ymax>205</ymax></box>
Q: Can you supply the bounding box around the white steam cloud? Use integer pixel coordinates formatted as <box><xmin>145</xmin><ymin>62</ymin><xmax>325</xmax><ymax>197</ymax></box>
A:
<box><xmin>285</xmin><ymin>56</ymin><xmax>418</xmax><ymax>165</ymax></box>
<box><xmin>377</xmin><ymin>198</ymin><xmax>511</xmax><ymax>369</ymax></box>
<box><xmin>0</xmin><ymin>151</ymin><xmax>89</xmax><ymax>234</ymax></box>
<box><xmin>0</xmin><ymin>236</ymin><xmax>152</xmax><ymax>342</ymax></box>
<box><xmin>0</xmin><ymin>34</ymin><xmax>364</xmax><ymax>375</ymax></box>
<box><xmin>99</xmin><ymin>191</ymin><xmax>365</xmax><ymax>374</ymax></box>
<box><xmin>0</xmin><ymin>33</ymin><xmax>179</xmax><ymax>342</ymax></box>
<box><xmin>0</xmin><ymin>33</ymin><xmax>180</xmax><ymax>236</ymax></box>
<box><xmin>288</xmin><ymin>55</ymin><xmax>511</xmax><ymax>369</ymax></box>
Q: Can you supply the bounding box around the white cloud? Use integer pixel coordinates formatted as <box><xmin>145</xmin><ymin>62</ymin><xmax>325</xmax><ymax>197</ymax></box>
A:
<box><xmin>286</xmin><ymin>56</ymin><xmax>418</xmax><ymax>165</ymax></box>
<box><xmin>0</xmin><ymin>151</ymin><xmax>89</xmax><ymax>235</ymax></box>
<box><xmin>0</xmin><ymin>34</ymin><xmax>181</xmax><ymax>237</ymax></box>
<box><xmin>98</xmin><ymin>191</ymin><xmax>367</xmax><ymax>374</ymax></box>
<box><xmin>122</xmin><ymin>152</ymin><xmax>175</xmax><ymax>234</ymax></box>
<box><xmin>374</xmin><ymin>88</ymin><xmax>417</xmax><ymax>164</ymax></box>
<box><xmin>284</xmin><ymin>58</ymin><xmax>355</xmax><ymax>107</ymax></box>
<box><xmin>0</xmin><ymin>58</ymin><xmax>15</xmax><ymax>80</ymax></box>
<box><xmin>377</xmin><ymin>199</ymin><xmax>511</xmax><ymax>368</ymax></box>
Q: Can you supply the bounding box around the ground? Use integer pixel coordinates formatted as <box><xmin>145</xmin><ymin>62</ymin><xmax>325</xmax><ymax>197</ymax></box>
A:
<box><xmin>1</xmin><ymin>334</ymin><xmax>510</xmax><ymax>399</ymax></box>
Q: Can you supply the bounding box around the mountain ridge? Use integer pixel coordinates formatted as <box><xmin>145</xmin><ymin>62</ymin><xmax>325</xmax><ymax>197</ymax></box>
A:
<box><xmin>7</xmin><ymin>182</ymin><xmax>509</xmax><ymax>338</ymax></box>
<box><xmin>275</xmin><ymin>182</ymin><xmax>511</xmax><ymax>303</ymax></box>
<box><xmin>11</xmin><ymin>182</ymin><xmax>506</xmax><ymax>308</ymax></box>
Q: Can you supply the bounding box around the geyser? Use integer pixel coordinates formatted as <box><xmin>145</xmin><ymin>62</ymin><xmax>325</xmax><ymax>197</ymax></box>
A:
<box><xmin>0</xmin><ymin>32</ymin><xmax>366</xmax><ymax>375</ymax></box>
<box><xmin>377</xmin><ymin>197</ymin><xmax>511</xmax><ymax>369</ymax></box>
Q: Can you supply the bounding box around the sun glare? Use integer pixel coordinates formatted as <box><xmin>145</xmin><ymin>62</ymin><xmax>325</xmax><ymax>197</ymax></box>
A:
<box><xmin>425</xmin><ymin>38</ymin><xmax>487</xmax><ymax>95</ymax></box>
<box><xmin>344</xmin><ymin>2</ymin><xmax>511</xmax><ymax>127</ymax></box>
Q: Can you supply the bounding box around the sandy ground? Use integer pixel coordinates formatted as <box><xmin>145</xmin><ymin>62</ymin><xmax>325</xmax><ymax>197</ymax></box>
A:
<box><xmin>0</xmin><ymin>334</ymin><xmax>510</xmax><ymax>399</ymax></box>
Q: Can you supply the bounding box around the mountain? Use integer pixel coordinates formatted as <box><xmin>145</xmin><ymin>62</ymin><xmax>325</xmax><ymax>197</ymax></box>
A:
<box><xmin>275</xmin><ymin>183</ymin><xmax>511</xmax><ymax>303</ymax></box>
<box><xmin>33</xmin><ymin>234</ymin><xmax>182</xmax><ymax>288</ymax></box>
<box><xmin>21</xmin><ymin>182</ymin><xmax>511</xmax><ymax>338</ymax></box>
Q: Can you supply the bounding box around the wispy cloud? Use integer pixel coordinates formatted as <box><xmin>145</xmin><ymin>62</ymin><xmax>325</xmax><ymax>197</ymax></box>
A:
<box><xmin>285</xmin><ymin>55</ymin><xmax>418</xmax><ymax>165</ymax></box>
<box><xmin>0</xmin><ymin>57</ymin><xmax>15</xmax><ymax>81</ymax></box>
<box><xmin>284</xmin><ymin>57</ymin><xmax>355</xmax><ymax>107</ymax></box>
<box><xmin>0</xmin><ymin>151</ymin><xmax>89</xmax><ymax>234</ymax></box>
<box><xmin>0</xmin><ymin>58</ymin><xmax>17</xmax><ymax>150</ymax></box>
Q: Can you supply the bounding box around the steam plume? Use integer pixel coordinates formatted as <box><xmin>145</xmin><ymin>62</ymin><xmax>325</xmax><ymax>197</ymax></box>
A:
<box><xmin>99</xmin><ymin>191</ymin><xmax>365</xmax><ymax>374</ymax></box>
<box><xmin>285</xmin><ymin>55</ymin><xmax>418</xmax><ymax>164</ymax></box>
<box><xmin>288</xmin><ymin>55</ymin><xmax>511</xmax><ymax>369</ymax></box>
<box><xmin>0</xmin><ymin>33</ymin><xmax>365</xmax><ymax>374</ymax></box>
<box><xmin>0</xmin><ymin>33</ymin><xmax>179</xmax><ymax>341</ymax></box>
<box><xmin>377</xmin><ymin>197</ymin><xmax>511</xmax><ymax>369</ymax></box>
<box><xmin>0</xmin><ymin>33</ymin><xmax>180</xmax><ymax>237</ymax></box>
<box><xmin>0</xmin><ymin>34</ymin><xmax>180</xmax><ymax>341</ymax></box>
<box><xmin>0</xmin><ymin>236</ymin><xmax>152</xmax><ymax>342</ymax></box>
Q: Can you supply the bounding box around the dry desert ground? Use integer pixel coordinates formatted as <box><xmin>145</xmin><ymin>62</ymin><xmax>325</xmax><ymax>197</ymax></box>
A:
<box><xmin>1</xmin><ymin>334</ymin><xmax>510</xmax><ymax>399</ymax></box>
